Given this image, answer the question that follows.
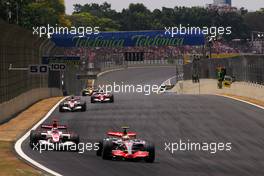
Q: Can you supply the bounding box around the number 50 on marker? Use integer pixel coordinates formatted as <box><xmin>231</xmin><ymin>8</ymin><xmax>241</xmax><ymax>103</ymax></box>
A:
<box><xmin>28</xmin><ymin>64</ymin><xmax>66</xmax><ymax>74</ymax></box>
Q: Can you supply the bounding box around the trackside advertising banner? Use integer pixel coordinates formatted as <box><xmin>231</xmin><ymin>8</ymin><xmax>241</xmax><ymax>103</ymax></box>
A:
<box><xmin>42</xmin><ymin>56</ymin><xmax>80</xmax><ymax>65</ymax></box>
<box><xmin>51</xmin><ymin>31</ymin><xmax>205</xmax><ymax>47</ymax></box>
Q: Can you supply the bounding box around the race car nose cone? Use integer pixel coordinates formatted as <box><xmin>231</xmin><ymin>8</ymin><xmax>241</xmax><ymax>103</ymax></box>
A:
<box><xmin>52</xmin><ymin>134</ymin><xmax>60</xmax><ymax>142</ymax></box>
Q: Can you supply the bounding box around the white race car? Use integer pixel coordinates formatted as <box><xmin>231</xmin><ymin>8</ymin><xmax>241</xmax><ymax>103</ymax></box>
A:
<box><xmin>29</xmin><ymin>120</ymin><xmax>79</xmax><ymax>151</ymax></box>
<box><xmin>59</xmin><ymin>96</ymin><xmax>86</xmax><ymax>112</ymax></box>
<box><xmin>91</xmin><ymin>92</ymin><xmax>114</xmax><ymax>103</ymax></box>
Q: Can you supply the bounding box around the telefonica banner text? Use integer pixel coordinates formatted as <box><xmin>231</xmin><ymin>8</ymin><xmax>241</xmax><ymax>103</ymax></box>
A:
<box><xmin>51</xmin><ymin>30</ymin><xmax>205</xmax><ymax>47</ymax></box>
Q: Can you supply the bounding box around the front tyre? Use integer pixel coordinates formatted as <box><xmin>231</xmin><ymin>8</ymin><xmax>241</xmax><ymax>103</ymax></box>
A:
<box><xmin>102</xmin><ymin>140</ymin><xmax>113</xmax><ymax>160</ymax></box>
<box><xmin>144</xmin><ymin>143</ymin><xmax>155</xmax><ymax>163</ymax></box>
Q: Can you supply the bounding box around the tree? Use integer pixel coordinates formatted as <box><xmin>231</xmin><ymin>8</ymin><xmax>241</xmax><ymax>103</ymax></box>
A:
<box><xmin>118</xmin><ymin>3</ymin><xmax>152</xmax><ymax>30</ymax></box>
<box><xmin>68</xmin><ymin>12</ymin><xmax>119</xmax><ymax>31</ymax></box>
<box><xmin>1</xmin><ymin>0</ymin><xmax>70</xmax><ymax>28</ymax></box>
<box><xmin>244</xmin><ymin>11</ymin><xmax>264</xmax><ymax>32</ymax></box>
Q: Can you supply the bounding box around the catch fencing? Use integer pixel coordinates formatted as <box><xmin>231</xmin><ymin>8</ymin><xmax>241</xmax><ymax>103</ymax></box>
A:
<box><xmin>184</xmin><ymin>55</ymin><xmax>264</xmax><ymax>85</ymax></box>
<box><xmin>0</xmin><ymin>19</ymin><xmax>57</xmax><ymax>103</ymax></box>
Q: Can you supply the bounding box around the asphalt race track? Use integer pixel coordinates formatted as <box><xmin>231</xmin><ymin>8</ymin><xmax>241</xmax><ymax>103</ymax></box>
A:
<box><xmin>21</xmin><ymin>67</ymin><xmax>264</xmax><ymax>176</ymax></box>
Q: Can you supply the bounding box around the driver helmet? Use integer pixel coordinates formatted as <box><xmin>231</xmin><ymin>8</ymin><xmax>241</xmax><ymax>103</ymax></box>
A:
<box><xmin>52</xmin><ymin>120</ymin><xmax>58</xmax><ymax>128</ymax></box>
<box><xmin>122</xmin><ymin>134</ymin><xmax>130</xmax><ymax>141</ymax></box>
<box><xmin>51</xmin><ymin>128</ymin><xmax>58</xmax><ymax>133</ymax></box>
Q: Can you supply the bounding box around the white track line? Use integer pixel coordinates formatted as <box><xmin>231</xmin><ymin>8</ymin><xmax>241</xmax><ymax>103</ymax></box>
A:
<box><xmin>15</xmin><ymin>67</ymin><xmax>126</xmax><ymax>176</ymax></box>
<box><xmin>14</xmin><ymin>97</ymin><xmax>67</xmax><ymax>176</ymax></box>
<box><xmin>155</xmin><ymin>75</ymin><xmax>176</xmax><ymax>94</ymax></box>
<box><xmin>97</xmin><ymin>68</ymin><xmax>125</xmax><ymax>77</ymax></box>
<box><xmin>215</xmin><ymin>94</ymin><xmax>264</xmax><ymax>110</ymax></box>
<box><xmin>17</xmin><ymin>67</ymin><xmax>264</xmax><ymax>176</ymax></box>
<box><xmin>91</xmin><ymin>68</ymin><xmax>125</xmax><ymax>87</ymax></box>
<box><xmin>14</xmin><ymin>66</ymin><xmax>173</xmax><ymax>176</ymax></box>
<box><xmin>163</xmin><ymin>75</ymin><xmax>177</xmax><ymax>85</ymax></box>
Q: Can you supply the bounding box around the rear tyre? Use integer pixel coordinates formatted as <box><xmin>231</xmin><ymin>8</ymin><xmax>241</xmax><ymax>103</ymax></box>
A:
<box><xmin>59</xmin><ymin>105</ymin><xmax>64</xmax><ymax>112</ymax></box>
<box><xmin>29</xmin><ymin>130</ymin><xmax>41</xmax><ymax>149</ymax></box>
<box><xmin>110</xmin><ymin>95</ymin><xmax>114</xmax><ymax>103</ymax></box>
<box><xmin>91</xmin><ymin>97</ymin><xmax>95</xmax><ymax>103</ymax></box>
<box><xmin>81</xmin><ymin>103</ymin><xmax>86</xmax><ymax>112</ymax></box>
<box><xmin>102</xmin><ymin>140</ymin><xmax>113</xmax><ymax>160</ymax></box>
<box><xmin>69</xmin><ymin>133</ymin><xmax>79</xmax><ymax>152</ymax></box>
<box><xmin>144</xmin><ymin>143</ymin><xmax>155</xmax><ymax>163</ymax></box>
<box><xmin>71</xmin><ymin>134</ymin><xmax>80</xmax><ymax>145</ymax></box>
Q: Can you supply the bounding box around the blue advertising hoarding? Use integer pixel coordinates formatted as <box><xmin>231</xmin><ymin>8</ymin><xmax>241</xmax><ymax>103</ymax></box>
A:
<box><xmin>51</xmin><ymin>30</ymin><xmax>205</xmax><ymax>48</ymax></box>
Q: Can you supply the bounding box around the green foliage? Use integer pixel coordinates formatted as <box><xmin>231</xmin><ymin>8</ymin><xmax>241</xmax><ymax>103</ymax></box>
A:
<box><xmin>1</xmin><ymin>0</ymin><xmax>70</xmax><ymax>28</ymax></box>
<box><xmin>70</xmin><ymin>2</ymin><xmax>264</xmax><ymax>39</ymax></box>
<box><xmin>68</xmin><ymin>12</ymin><xmax>119</xmax><ymax>31</ymax></box>
<box><xmin>243</xmin><ymin>11</ymin><xmax>264</xmax><ymax>32</ymax></box>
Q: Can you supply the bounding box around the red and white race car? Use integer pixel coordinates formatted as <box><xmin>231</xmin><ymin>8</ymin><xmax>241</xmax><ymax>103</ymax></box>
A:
<box><xmin>29</xmin><ymin>120</ymin><xmax>79</xmax><ymax>151</ymax></box>
<box><xmin>96</xmin><ymin>127</ymin><xmax>155</xmax><ymax>162</ymax></box>
<box><xmin>90</xmin><ymin>92</ymin><xmax>114</xmax><ymax>103</ymax></box>
<box><xmin>59</xmin><ymin>96</ymin><xmax>86</xmax><ymax>112</ymax></box>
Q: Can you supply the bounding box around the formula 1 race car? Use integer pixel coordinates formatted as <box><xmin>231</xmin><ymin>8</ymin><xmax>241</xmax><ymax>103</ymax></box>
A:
<box><xmin>82</xmin><ymin>87</ymin><xmax>99</xmax><ymax>96</ymax></box>
<box><xmin>90</xmin><ymin>92</ymin><xmax>114</xmax><ymax>103</ymax></box>
<box><xmin>59</xmin><ymin>96</ymin><xmax>86</xmax><ymax>112</ymax></box>
<box><xmin>29</xmin><ymin>120</ymin><xmax>79</xmax><ymax>151</ymax></box>
<box><xmin>96</xmin><ymin>127</ymin><xmax>155</xmax><ymax>163</ymax></box>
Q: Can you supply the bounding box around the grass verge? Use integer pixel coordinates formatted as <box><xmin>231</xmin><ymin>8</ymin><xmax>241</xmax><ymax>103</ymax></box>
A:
<box><xmin>0</xmin><ymin>97</ymin><xmax>63</xmax><ymax>176</ymax></box>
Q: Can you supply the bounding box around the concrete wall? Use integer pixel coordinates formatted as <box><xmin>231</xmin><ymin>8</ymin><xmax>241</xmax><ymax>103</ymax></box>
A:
<box><xmin>173</xmin><ymin>79</ymin><xmax>264</xmax><ymax>102</ymax></box>
<box><xmin>0</xmin><ymin>88</ymin><xmax>62</xmax><ymax>124</ymax></box>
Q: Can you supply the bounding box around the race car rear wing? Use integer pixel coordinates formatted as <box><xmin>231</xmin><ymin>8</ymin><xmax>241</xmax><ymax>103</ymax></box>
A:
<box><xmin>65</xmin><ymin>96</ymin><xmax>81</xmax><ymax>101</ymax></box>
<box><xmin>41</xmin><ymin>124</ymin><xmax>67</xmax><ymax>129</ymax></box>
<box><xmin>107</xmin><ymin>131</ymin><xmax>136</xmax><ymax>138</ymax></box>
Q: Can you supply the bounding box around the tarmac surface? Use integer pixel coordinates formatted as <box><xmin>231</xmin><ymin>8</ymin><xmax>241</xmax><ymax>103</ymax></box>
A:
<box><xmin>22</xmin><ymin>67</ymin><xmax>264</xmax><ymax>176</ymax></box>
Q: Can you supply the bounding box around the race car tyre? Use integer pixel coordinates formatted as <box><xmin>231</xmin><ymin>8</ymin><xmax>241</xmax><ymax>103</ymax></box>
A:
<box><xmin>82</xmin><ymin>92</ymin><xmax>86</xmax><ymax>96</ymax></box>
<box><xmin>96</xmin><ymin>140</ymin><xmax>103</xmax><ymax>156</ymax></box>
<box><xmin>70</xmin><ymin>133</ymin><xmax>80</xmax><ymax>145</ymax></box>
<box><xmin>29</xmin><ymin>130</ymin><xmax>42</xmax><ymax>149</ymax></box>
<box><xmin>144</xmin><ymin>143</ymin><xmax>155</xmax><ymax>163</ymax></box>
<box><xmin>59</xmin><ymin>105</ymin><xmax>64</xmax><ymax>112</ymax></box>
<box><xmin>91</xmin><ymin>97</ymin><xmax>95</xmax><ymax>103</ymax></box>
<box><xmin>110</xmin><ymin>95</ymin><xmax>114</xmax><ymax>103</ymax></box>
<box><xmin>81</xmin><ymin>103</ymin><xmax>86</xmax><ymax>112</ymax></box>
<box><xmin>67</xmin><ymin>133</ymin><xmax>79</xmax><ymax>152</ymax></box>
<box><xmin>102</xmin><ymin>140</ymin><xmax>113</xmax><ymax>160</ymax></box>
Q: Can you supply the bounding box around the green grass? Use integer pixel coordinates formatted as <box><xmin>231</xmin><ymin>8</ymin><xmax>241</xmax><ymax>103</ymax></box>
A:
<box><xmin>0</xmin><ymin>141</ymin><xmax>45</xmax><ymax>176</ymax></box>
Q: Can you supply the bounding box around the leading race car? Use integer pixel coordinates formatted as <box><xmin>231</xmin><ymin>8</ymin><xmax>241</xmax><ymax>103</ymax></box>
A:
<box><xmin>82</xmin><ymin>87</ymin><xmax>99</xmax><ymax>96</ymax></box>
<box><xmin>96</xmin><ymin>127</ymin><xmax>155</xmax><ymax>163</ymax></box>
<box><xmin>91</xmin><ymin>91</ymin><xmax>114</xmax><ymax>103</ymax></box>
<box><xmin>59</xmin><ymin>96</ymin><xmax>86</xmax><ymax>112</ymax></box>
<box><xmin>29</xmin><ymin>120</ymin><xmax>79</xmax><ymax>151</ymax></box>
